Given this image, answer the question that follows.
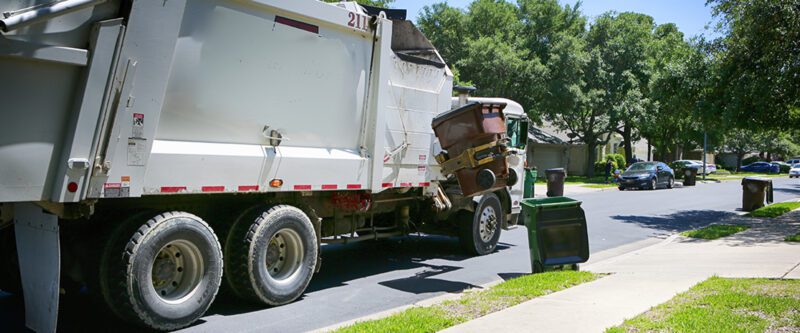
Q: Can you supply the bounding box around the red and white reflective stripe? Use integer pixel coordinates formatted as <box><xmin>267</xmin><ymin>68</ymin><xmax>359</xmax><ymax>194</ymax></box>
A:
<box><xmin>161</xmin><ymin>186</ymin><xmax>186</xmax><ymax>193</ymax></box>
<box><xmin>346</xmin><ymin>184</ymin><xmax>362</xmax><ymax>189</ymax></box>
<box><xmin>321</xmin><ymin>184</ymin><xmax>338</xmax><ymax>190</ymax></box>
<box><xmin>419</xmin><ymin>182</ymin><xmax>430</xmax><ymax>187</ymax></box>
<box><xmin>400</xmin><ymin>182</ymin><xmax>413</xmax><ymax>187</ymax></box>
<box><xmin>382</xmin><ymin>182</ymin><xmax>393</xmax><ymax>188</ymax></box>
<box><xmin>238</xmin><ymin>185</ymin><xmax>259</xmax><ymax>192</ymax></box>
<box><xmin>294</xmin><ymin>185</ymin><xmax>312</xmax><ymax>190</ymax></box>
<box><xmin>201</xmin><ymin>186</ymin><xmax>225</xmax><ymax>192</ymax></box>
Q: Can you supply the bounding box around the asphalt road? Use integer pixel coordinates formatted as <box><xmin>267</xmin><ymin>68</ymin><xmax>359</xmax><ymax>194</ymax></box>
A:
<box><xmin>2</xmin><ymin>177</ymin><xmax>798</xmax><ymax>332</ymax></box>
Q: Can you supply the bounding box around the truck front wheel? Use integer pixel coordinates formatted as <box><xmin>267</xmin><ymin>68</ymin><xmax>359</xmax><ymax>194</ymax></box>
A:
<box><xmin>224</xmin><ymin>205</ymin><xmax>317</xmax><ymax>306</ymax></box>
<box><xmin>99</xmin><ymin>211</ymin><xmax>223</xmax><ymax>331</ymax></box>
<box><xmin>459</xmin><ymin>193</ymin><xmax>503</xmax><ymax>255</ymax></box>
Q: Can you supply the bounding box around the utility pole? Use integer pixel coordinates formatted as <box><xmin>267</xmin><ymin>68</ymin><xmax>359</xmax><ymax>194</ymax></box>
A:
<box><xmin>703</xmin><ymin>131</ymin><xmax>707</xmax><ymax>180</ymax></box>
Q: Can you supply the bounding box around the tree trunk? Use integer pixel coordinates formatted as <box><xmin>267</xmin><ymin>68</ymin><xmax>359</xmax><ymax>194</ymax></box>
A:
<box><xmin>736</xmin><ymin>152</ymin><xmax>744</xmax><ymax>171</ymax></box>
<box><xmin>587</xmin><ymin>141</ymin><xmax>598</xmax><ymax>177</ymax></box>
<box><xmin>621</xmin><ymin>125</ymin><xmax>633</xmax><ymax>167</ymax></box>
<box><xmin>647</xmin><ymin>143</ymin><xmax>651</xmax><ymax>161</ymax></box>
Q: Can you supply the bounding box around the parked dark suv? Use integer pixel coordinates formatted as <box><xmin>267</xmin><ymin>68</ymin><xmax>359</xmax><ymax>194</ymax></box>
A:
<box><xmin>618</xmin><ymin>162</ymin><xmax>675</xmax><ymax>191</ymax></box>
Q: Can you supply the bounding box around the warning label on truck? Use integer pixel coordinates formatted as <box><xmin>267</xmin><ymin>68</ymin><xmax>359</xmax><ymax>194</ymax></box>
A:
<box><xmin>132</xmin><ymin>113</ymin><xmax>144</xmax><ymax>138</ymax></box>
<box><xmin>127</xmin><ymin>138</ymin><xmax>146</xmax><ymax>166</ymax></box>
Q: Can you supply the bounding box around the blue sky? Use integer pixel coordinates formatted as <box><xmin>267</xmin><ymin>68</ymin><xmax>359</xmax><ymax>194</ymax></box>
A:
<box><xmin>393</xmin><ymin>0</ymin><xmax>719</xmax><ymax>39</ymax></box>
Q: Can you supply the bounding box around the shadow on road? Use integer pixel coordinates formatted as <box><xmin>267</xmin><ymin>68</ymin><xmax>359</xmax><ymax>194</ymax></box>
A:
<box><xmin>610</xmin><ymin>210</ymin><xmax>747</xmax><ymax>232</ymax></box>
<box><xmin>773</xmin><ymin>183</ymin><xmax>800</xmax><ymax>196</ymax></box>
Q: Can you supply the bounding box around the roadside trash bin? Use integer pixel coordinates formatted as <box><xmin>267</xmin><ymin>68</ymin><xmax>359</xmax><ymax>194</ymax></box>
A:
<box><xmin>545</xmin><ymin>168</ymin><xmax>566</xmax><ymax>197</ymax></box>
<box><xmin>741</xmin><ymin>177</ymin><xmax>774</xmax><ymax>211</ymax></box>
<box><xmin>521</xmin><ymin>197</ymin><xmax>590</xmax><ymax>273</ymax></box>
<box><xmin>432</xmin><ymin>102</ymin><xmax>511</xmax><ymax>197</ymax></box>
<box><xmin>524</xmin><ymin>168</ymin><xmax>537</xmax><ymax>198</ymax></box>
<box><xmin>683</xmin><ymin>168</ymin><xmax>697</xmax><ymax>186</ymax></box>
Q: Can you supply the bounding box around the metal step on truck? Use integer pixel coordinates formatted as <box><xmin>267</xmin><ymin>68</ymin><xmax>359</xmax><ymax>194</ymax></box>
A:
<box><xmin>0</xmin><ymin>0</ymin><xmax>530</xmax><ymax>331</ymax></box>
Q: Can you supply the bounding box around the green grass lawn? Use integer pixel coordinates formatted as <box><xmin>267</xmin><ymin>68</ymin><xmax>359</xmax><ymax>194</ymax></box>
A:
<box><xmin>334</xmin><ymin>271</ymin><xmax>598</xmax><ymax>333</ymax></box>
<box><xmin>681</xmin><ymin>224</ymin><xmax>750</xmax><ymax>239</ymax></box>
<box><xmin>535</xmin><ymin>175</ymin><xmax>619</xmax><ymax>188</ymax></box>
<box><xmin>748</xmin><ymin>202</ymin><xmax>800</xmax><ymax>218</ymax></box>
<box><xmin>607</xmin><ymin>277</ymin><xmax>800</xmax><ymax>333</ymax></box>
<box><xmin>704</xmin><ymin>172</ymin><xmax>788</xmax><ymax>182</ymax></box>
<box><xmin>785</xmin><ymin>232</ymin><xmax>800</xmax><ymax>242</ymax></box>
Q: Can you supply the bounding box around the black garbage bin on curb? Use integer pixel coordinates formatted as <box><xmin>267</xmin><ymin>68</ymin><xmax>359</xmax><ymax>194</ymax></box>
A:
<box><xmin>683</xmin><ymin>168</ymin><xmax>698</xmax><ymax>186</ymax></box>
<box><xmin>545</xmin><ymin>168</ymin><xmax>566</xmax><ymax>197</ymax></box>
<box><xmin>521</xmin><ymin>197</ymin><xmax>590</xmax><ymax>273</ymax></box>
<box><xmin>741</xmin><ymin>177</ymin><xmax>773</xmax><ymax>211</ymax></box>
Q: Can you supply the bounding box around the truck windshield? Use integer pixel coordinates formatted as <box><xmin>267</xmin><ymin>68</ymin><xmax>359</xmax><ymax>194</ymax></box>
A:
<box><xmin>506</xmin><ymin>117</ymin><xmax>527</xmax><ymax>149</ymax></box>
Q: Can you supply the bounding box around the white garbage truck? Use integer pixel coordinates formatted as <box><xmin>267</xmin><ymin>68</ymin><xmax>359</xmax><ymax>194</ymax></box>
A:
<box><xmin>0</xmin><ymin>0</ymin><xmax>529</xmax><ymax>331</ymax></box>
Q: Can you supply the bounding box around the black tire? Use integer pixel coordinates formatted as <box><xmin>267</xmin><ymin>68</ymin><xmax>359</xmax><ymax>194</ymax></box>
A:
<box><xmin>476</xmin><ymin>169</ymin><xmax>497</xmax><ymax>190</ymax></box>
<box><xmin>99</xmin><ymin>212</ymin><xmax>223</xmax><ymax>331</ymax></box>
<box><xmin>224</xmin><ymin>205</ymin><xmax>317</xmax><ymax>306</ymax></box>
<box><xmin>459</xmin><ymin>193</ymin><xmax>503</xmax><ymax>255</ymax></box>
<box><xmin>649</xmin><ymin>177</ymin><xmax>658</xmax><ymax>190</ymax></box>
<box><xmin>618</xmin><ymin>186</ymin><xmax>625</xmax><ymax>191</ymax></box>
<box><xmin>666</xmin><ymin>176</ymin><xmax>674</xmax><ymax>189</ymax></box>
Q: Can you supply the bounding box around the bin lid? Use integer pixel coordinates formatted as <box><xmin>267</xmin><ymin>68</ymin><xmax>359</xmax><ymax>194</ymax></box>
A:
<box><xmin>741</xmin><ymin>176</ymin><xmax>771</xmax><ymax>184</ymax></box>
<box><xmin>521</xmin><ymin>196</ymin><xmax>582</xmax><ymax>209</ymax></box>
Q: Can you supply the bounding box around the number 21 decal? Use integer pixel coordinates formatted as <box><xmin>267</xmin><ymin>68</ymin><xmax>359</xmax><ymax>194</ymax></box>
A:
<box><xmin>347</xmin><ymin>12</ymin><xmax>370</xmax><ymax>32</ymax></box>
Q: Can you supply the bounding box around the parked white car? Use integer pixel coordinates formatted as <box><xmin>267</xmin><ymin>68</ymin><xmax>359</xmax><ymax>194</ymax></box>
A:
<box><xmin>790</xmin><ymin>163</ymin><xmax>800</xmax><ymax>178</ymax></box>
<box><xmin>674</xmin><ymin>160</ymin><xmax>716</xmax><ymax>174</ymax></box>
<box><xmin>690</xmin><ymin>160</ymin><xmax>717</xmax><ymax>174</ymax></box>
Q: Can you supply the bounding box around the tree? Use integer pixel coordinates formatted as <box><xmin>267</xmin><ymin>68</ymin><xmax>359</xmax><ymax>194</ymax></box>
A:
<box><xmin>707</xmin><ymin>0</ymin><xmax>800</xmax><ymax>130</ymax></box>
<box><xmin>417</xmin><ymin>3</ymin><xmax>467</xmax><ymax>65</ymax></box>
<box><xmin>322</xmin><ymin>0</ymin><xmax>394</xmax><ymax>7</ymax></box>
<box><xmin>722</xmin><ymin>129</ymin><xmax>759</xmax><ymax>171</ymax></box>
<box><xmin>584</xmin><ymin>12</ymin><xmax>655</xmax><ymax>164</ymax></box>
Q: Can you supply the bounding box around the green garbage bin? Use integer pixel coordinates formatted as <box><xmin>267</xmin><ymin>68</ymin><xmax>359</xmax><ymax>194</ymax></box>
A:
<box><xmin>523</xmin><ymin>168</ymin><xmax>537</xmax><ymax>198</ymax></box>
<box><xmin>521</xmin><ymin>197</ymin><xmax>590</xmax><ymax>273</ymax></box>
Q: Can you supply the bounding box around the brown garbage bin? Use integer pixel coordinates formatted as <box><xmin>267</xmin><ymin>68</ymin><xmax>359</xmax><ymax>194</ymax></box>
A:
<box><xmin>683</xmin><ymin>168</ymin><xmax>697</xmax><ymax>186</ymax></box>
<box><xmin>432</xmin><ymin>102</ymin><xmax>510</xmax><ymax>197</ymax></box>
<box><xmin>545</xmin><ymin>168</ymin><xmax>566</xmax><ymax>197</ymax></box>
<box><xmin>741</xmin><ymin>177</ymin><xmax>773</xmax><ymax>211</ymax></box>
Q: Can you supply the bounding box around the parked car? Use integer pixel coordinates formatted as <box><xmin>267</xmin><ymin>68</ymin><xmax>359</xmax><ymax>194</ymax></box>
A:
<box><xmin>786</xmin><ymin>159</ymin><xmax>800</xmax><ymax>165</ymax></box>
<box><xmin>740</xmin><ymin>161</ymin><xmax>780</xmax><ymax>174</ymax></box>
<box><xmin>771</xmin><ymin>162</ymin><xmax>791</xmax><ymax>173</ymax></box>
<box><xmin>690</xmin><ymin>160</ymin><xmax>717</xmax><ymax>174</ymax></box>
<box><xmin>670</xmin><ymin>160</ymin><xmax>716</xmax><ymax>176</ymax></box>
<box><xmin>618</xmin><ymin>162</ymin><xmax>675</xmax><ymax>190</ymax></box>
<box><xmin>790</xmin><ymin>164</ymin><xmax>800</xmax><ymax>178</ymax></box>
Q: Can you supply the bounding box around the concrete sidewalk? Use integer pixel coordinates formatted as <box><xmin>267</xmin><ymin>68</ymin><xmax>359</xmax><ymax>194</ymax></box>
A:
<box><xmin>443</xmin><ymin>211</ymin><xmax>800</xmax><ymax>333</ymax></box>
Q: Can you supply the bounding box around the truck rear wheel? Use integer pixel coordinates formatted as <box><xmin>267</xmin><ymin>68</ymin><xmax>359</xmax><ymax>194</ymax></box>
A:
<box><xmin>99</xmin><ymin>212</ymin><xmax>223</xmax><ymax>331</ymax></box>
<box><xmin>224</xmin><ymin>205</ymin><xmax>317</xmax><ymax>306</ymax></box>
<box><xmin>459</xmin><ymin>193</ymin><xmax>503</xmax><ymax>255</ymax></box>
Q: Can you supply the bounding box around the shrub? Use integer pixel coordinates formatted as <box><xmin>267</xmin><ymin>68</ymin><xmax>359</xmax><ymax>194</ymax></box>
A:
<box><xmin>607</xmin><ymin>153</ymin><xmax>627</xmax><ymax>170</ymax></box>
<box><xmin>741</xmin><ymin>156</ymin><xmax>763</xmax><ymax>166</ymax></box>
<box><xmin>594</xmin><ymin>160</ymin><xmax>617</xmax><ymax>175</ymax></box>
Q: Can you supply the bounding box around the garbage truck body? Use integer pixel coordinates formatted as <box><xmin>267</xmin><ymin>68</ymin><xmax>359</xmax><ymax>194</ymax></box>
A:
<box><xmin>0</xmin><ymin>0</ymin><xmax>529</xmax><ymax>331</ymax></box>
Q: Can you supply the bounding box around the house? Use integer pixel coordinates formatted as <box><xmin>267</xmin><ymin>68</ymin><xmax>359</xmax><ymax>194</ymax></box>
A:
<box><xmin>526</xmin><ymin>126</ymin><xmax>587</xmax><ymax>176</ymax></box>
<box><xmin>528</xmin><ymin>121</ymin><xmax>652</xmax><ymax>176</ymax></box>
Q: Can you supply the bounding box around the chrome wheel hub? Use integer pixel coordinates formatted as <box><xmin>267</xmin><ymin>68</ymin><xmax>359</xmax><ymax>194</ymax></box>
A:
<box><xmin>265</xmin><ymin>228</ymin><xmax>304</xmax><ymax>281</ymax></box>
<box><xmin>478</xmin><ymin>206</ymin><xmax>498</xmax><ymax>242</ymax></box>
<box><xmin>151</xmin><ymin>240</ymin><xmax>204</xmax><ymax>303</ymax></box>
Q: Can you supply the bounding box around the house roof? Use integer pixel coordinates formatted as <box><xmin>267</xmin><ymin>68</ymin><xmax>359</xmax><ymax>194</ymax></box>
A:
<box><xmin>528</xmin><ymin>126</ymin><xmax>567</xmax><ymax>144</ymax></box>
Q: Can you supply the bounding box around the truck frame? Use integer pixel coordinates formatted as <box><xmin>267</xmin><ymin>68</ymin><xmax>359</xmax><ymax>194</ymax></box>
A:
<box><xmin>0</xmin><ymin>0</ymin><xmax>529</xmax><ymax>331</ymax></box>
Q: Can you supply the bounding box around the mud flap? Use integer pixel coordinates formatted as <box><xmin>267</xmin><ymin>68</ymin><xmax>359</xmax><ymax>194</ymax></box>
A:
<box><xmin>14</xmin><ymin>203</ymin><xmax>60</xmax><ymax>333</ymax></box>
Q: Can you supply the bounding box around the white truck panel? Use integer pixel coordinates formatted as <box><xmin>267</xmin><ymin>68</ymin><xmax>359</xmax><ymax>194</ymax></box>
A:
<box><xmin>143</xmin><ymin>140</ymin><xmax>265</xmax><ymax>194</ymax></box>
<box><xmin>158</xmin><ymin>0</ymin><xmax>372</xmax><ymax>149</ymax></box>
